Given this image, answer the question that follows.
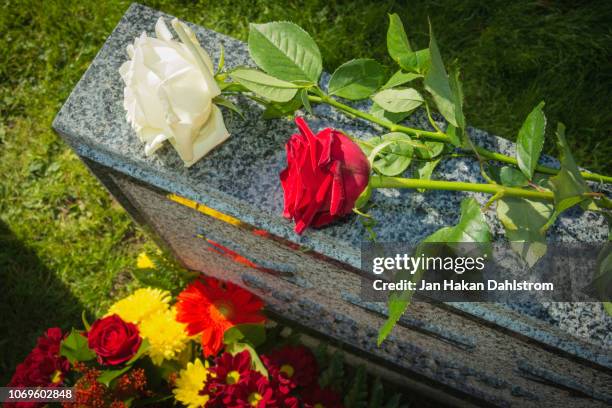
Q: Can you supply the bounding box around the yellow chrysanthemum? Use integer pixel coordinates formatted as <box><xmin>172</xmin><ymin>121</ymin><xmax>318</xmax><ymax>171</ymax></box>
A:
<box><xmin>107</xmin><ymin>287</ymin><xmax>170</xmax><ymax>324</ymax></box>
<box><xmin>137</xmin><ymin>252</ymin><xmax>155</xmax><ymax>269</ymax></box>
<box><xmin>173</xmin><ymin>359</ymin><xmax>211</xmax><ymax>408</ymax></box>
<box><xmin>139</xmin><ymin>308</ymin><xmax>189</xmax><ymax>365</ymax></box>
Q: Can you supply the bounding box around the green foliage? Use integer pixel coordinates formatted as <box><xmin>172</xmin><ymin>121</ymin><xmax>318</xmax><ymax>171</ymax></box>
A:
<box><xmin>328</xmin><ymin>59</ymin><xmax>385</xmax><ymax>100</ymax></box>
<box><xmin>360</xmin><ymin>133</ymin><xmax>417</xmax><ymax>177</ymax></box>
<box><xmin>378</xmin><ymin>197</ymin><xmax>491</xmax><ymax>344</ymax></box>
<box><xmin>344</xmin><ymin>365</ymin><xmax>368</xmax><ymax>408</ymax></box>
<box><xmin>516</xmin><ymin>102</ymin><xmax>546</xmax><ymax>180</ymax></box>
<box><xmin>223</xmin><ymin>323</ymin><xmax>267</xmax><ymax>348</ymax></box>
<box><xmin>544</xmin><ymin>123</ymin><xmax>592</xmax><ymax>230</ymax></box>
<box><xmin>424</xmin><ymin>22</ymin><xmax>463</xmax><ymax>128</ymax></box>
<box><xmin>370</xmin><ymin>102</ymin><xmax>411</xmax><ymax>124</ymax></box>
<box><xmin>60</xmin><ymin>329</ymin><xmax>96</xmax><ymax>364</ymax></box>
<box><xmin>382</xmin><ymin>71</ymin><xmax>421</xmax><ymax>90</ymax></box>
<box><xmin>229</xmin><ymin>68</ymin><xmax>299</xmax><ymax>102</ymax></box>
<box><xmin>371</xmin><ymin>88</ymin><xmax>423</xmax><ymax>113</ymax></box>
<box><xmin>497</xmin><ymin>198</ymin><xmax>552</xmax><ymax>267</ymax></box>
<box><xmin>386</xmin><ymin>13</ymin><xmax>430</xmax><ymax>74</ymax></box>
<box><xmin>248</xmin><ymin>21</ymin><xmax>322</xmax><ymax>83</ymax></box>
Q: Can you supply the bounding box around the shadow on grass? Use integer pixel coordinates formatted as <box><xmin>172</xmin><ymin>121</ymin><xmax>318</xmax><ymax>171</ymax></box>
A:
<box><xmin>0</xmin><ymin>220</ymin><xmax>83</xmax><ymax>384</ymax></box>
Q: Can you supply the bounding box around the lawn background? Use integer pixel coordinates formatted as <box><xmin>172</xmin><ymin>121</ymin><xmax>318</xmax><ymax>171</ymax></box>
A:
<box><xmin>1</xmin><ymin>0</ymin><xmax>611</xmax><ymax>383</ymax></box>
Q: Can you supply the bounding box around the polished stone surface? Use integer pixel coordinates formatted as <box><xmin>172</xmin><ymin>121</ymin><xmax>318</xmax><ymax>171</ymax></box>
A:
<box><xmin>53</xmin><ymin>3</ymin><xmax>610</xmax><ymax>347</ymax></box>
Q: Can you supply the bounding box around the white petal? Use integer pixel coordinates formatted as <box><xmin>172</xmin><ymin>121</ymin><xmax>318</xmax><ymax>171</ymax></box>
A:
<box><xmin>183</xmin><ymin>105</ymin><xmax>230</xmax><ymax>167</ymax></box>
<box><xmin>144</xmin><ymin>132</ymin><xmax>171</xmax><ymax>156</ymax></box>
<box><xmin>155</xmin><ymin>17</ymin><xmax>173</xmax><ymax>41</ymax></box>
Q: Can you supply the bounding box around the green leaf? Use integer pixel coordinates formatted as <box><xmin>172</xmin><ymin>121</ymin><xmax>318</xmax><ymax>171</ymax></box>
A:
<box><xmin>516</xmin><ymin>101</ymin><xmax>546</xmax><ymax>180</ymax></box>
<box><xmin>225</xmin><ymin>342</ymin><xmax>268</xmax><ymax>377</ymax></box>
<box><xmin>424</xmin><ymin>23</ymin><xmax>460</xmax><ymax>127</ymax></box>
<box><xmin>400</xmin><ymin>49</ymin><xmax>431</xmax><ymax>74</ymax></box>
<box><xmin>369</xmin><ymin>102</ymin><xmax>411</xmax><ymax>124</ymax></box>
<box><xmin>215</xmin><ymin>43</ymin><xmax>225</xmax><ymax>74</ymax></box>
<box><xmin>319</xmin><ymin>351</ymin><xmax>344</xmax><ymax>389</ymax></box>
<box><xmin>230</xmin><ymin>68</ymin><xmax>298</xmax><ymax>102</ymax></box>
<box><xmin>354</xmin><ymin>185</ymin><xmax>372</xmax><ymax>210</ymax></box>
<box><xmin>344</xmin><ymin>365</ymin><xmax>368</xmax><ymax>408</ymax></box>
<box><xmin>446</xmin><ymin>124</ymin><xmax>462</xmax><ymax>147</ymax></box>
<box><xmin>386</xmin><ymin>15</ymin><xmax>430</xmax><ymax>73</ymax></box>
<box><xmin>248</xmin><ymin>22</ymin><xmax>322</xmax><ymax>83</ymax></box>
<box><xmin>448</xmin><ymin>67</ymin><xmax>465</xmax><ymax>129</ymax></box>
<box><xmin>382</xmin><ymin>71</ymin><xmax>421</xmax><ymax>90</ymax></box>
<box><xmin>498</xmin><ymin>166</ymin><xmax>529</xmax><ymax>187</ymax></box>
<box><xmin>126</xmin><ymin>338</ymin><xmax>149</xmax><ymax>365</ymax></box>
<box><xmin>368</xmin><ymin>377</ymin><xmax>385</xmax><ymax>408</ymax></box>
<box><xmin>543</xmin><ymin>123</ymin><xmax>590</xmax><ymax>230</ymax></box>
<box><xmin>262</xmin><ymin>94</ymin><xmax>303</xmax><ymax>119</ymax></box>
<box><xmin>300</xmin><ymin>88</ymin><xmax>313</xmax><ymax>115</ymax></box>
<box><xmin>604</xmin><ymin>302</ymin><xmax>612</xmax><ymax>317</ymax></box>
<box><xmin>414</xmin><ymin>158</ymin><xmax>441</xmax><ymax>192</ymax></box>
<box><xmin>387</xmin><ymin>14</ymin><xmax>413</xmax><ymax>63</ymax></box>
<box><xmin>60</xmin><ymin>329</ymin><xmax>96</xmax><ymax>364</ymax></box>
<box><xmin>496</xmin><ymin>197</ymin><xmax>553</xmax><ymax>267</ymax></box>
<box><xmin>223</xmin><ymin>324</ymin><xmax>266</xmax><ymax>348</ymax></box>
<box><xmin>365</xmin><ymin>133</ymin><xmax>415</xmax><ymax>176</ymax></box>
<box><xmin>81</xmin><ymin>311</ymin><xmax>91</xmax><ymax>331</ymax></box>
<box><xmin>371</xmin><ymin>88</ymin><xmax>423</xmax><ymax>113</ymax></box>
<box><xmin>97</xmin><ymin>365</ymin><xmax>131</xmax><ymax>387</ymax></box>
<box><xmin>415</xmin><ymin>141</ymin><xmax>444</xmax><ymax>159</ymax></box>
<box><xmin>328</xmin><ymin>59</ymin><xmax>385</xmax><ymax>100</ymax></box>
<box><xmin>213</xmin><ymin>95</ymin><xmax>244</xmax><ymax>119</ymax></box>
<box><xmin>378</xmin><ymin>198</ymin><xmax>491</xmax><ymax>345</ymax></box>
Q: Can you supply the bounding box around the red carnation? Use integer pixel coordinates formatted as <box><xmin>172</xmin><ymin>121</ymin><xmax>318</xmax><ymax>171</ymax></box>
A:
<box><xmin>7</xmin><ymin>328</ymin><xmax>69</xmax><ymax>408</ymax></box>
<box><xmin>87</xmin><ymin>315</ymin><xmax>141</xmax><ymax>366</ymax></box>
<box><xmin>205</xmin><ymin>350</ymin><xmax>253</xmax><ymax>400</ymax></box>
<box><xmin>302</xmin><ymin>385</ymin><xmax>344</xmax><ymax>408</ymax></box>
<box><xmin>280</xmin><ymin>117</ymin><xmax>370</xmax><ymax>234</ymax></box>
<box><xmin>262</xmin><ymin>346</ymin><xmax>318</xmax><ymax>394</ymax></box>
<box><xmin>207</xmin><ymin>370</ymin><xmax>277</xmax><ymax>408</ymax></box>
<box><xmin>176</xmin><ymin>277</ymin><xmax>265</xmax><ymax>357</ymax></box>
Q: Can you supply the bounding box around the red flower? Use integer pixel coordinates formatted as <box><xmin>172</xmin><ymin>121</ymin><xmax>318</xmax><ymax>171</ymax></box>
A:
<box><xmin>7</xmin><ymin>328</ymin><xmax>69</xmax><ymax>408</ymax></box>
<box><xmin>262</xmin><ymin>346</ymin><xmax>317</xmax><ymax>394</ymax></box>
<box><xmin>205</xmin><ymin>350</ymin><xmax>253</xmax><ymax>400</ymax></box>
<box><xmin>280</xmin><ymin>117</ymin><xmax>370</xmax><ymax>234</ymax></box>
<box><xmin>176</xmin><ymin>277</ymin><xmax>265</xmax><ymax>357</ymax></box>
<box><xmin>87</xmin><ymin>315</ymin><xmax>142</xmax><ymax>365</ymax></box>
<box><xmin>207</xmin><ymin>371</ymin><xmax>277</xmax><ymax>408</ymax></box>
<box><xmin>302</xmin><ymin>385</ymin><xmax>344</xmax><ymax>408</ymax></box>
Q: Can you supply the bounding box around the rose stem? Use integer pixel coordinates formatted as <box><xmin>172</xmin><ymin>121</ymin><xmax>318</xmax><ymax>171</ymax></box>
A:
<box><xmin>307</xmin><ymin>94</ymin><xmax>612</xmax><ymax>184</ymax></box>
<box><xmin>369</xmin><ymin>175</ymin><xmax>612</xmax><ymax>209</ymax></box>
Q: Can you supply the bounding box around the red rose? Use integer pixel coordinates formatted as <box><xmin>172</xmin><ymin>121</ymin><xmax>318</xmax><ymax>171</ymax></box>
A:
<box><xmin>87</xmin><ymin>315</ymin><xmax>142</xmax><ymax>365</ymax></box>
<box><xmin>280</xmin><ymin>117</ymin><xmax>370</xmax><ymax>234</ymax></box>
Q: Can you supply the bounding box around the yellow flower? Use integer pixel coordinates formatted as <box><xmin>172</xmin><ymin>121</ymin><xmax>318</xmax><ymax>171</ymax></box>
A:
<box><xmin>173</xmin><ymin>359</ymin><xmax>211</xmax><ymax>408</ymax></box>
<box><xmin>139</xmin><ymin>308</ymin><xmax>189</xmax><ymax>365</ymax></box>
<box><xmin>107</xmin><ymin>287</ymin><xmax>170</xmax><ymax>324</ymax></box>
<box><xmin>137</xmin><ymin>252</ymin><xmax>155</xmax><ymax>269</ymax></box>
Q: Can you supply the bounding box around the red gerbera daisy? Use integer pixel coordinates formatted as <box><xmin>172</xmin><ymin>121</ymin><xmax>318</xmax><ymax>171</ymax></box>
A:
<box><xmin>176</xmin><ymin>277</ymin><xmax>266</xmax><ymax>357</ymax></box>
<box><xmin>302</xmin><ymin>385</ymin><xmax>344</xmax><ymax>408</ymax></box>
<box><xmin>262</xmin><ymin>346</ymin><xmax>318</xmax><ymax>394</ymax></box>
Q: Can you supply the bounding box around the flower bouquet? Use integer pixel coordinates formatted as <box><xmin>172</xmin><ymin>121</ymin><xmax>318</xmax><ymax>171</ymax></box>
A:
<box><xmin>6</xmin><ymin>254</ymin><xmax>408</xmax><ymax>408</ymax></box>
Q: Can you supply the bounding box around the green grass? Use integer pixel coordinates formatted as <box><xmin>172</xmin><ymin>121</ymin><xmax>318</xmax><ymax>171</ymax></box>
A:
<box><xmin>1</xmin><ymin>0</ymin><xmax>610</xmax><ymax>383</ymax></box>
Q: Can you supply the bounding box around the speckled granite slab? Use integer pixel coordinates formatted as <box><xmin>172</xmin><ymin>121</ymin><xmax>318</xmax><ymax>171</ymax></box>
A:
<box><xmin>53</xmin><ymin>2</ymin><xmax>610</xmax><ymax>357</ymax></box>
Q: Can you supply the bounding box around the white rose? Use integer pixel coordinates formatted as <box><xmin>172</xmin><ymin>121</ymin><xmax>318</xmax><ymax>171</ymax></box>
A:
<box><xmin>119</xmin><ymin>17</ymin><xmax>229</xmax><ymax>167</ymax></box>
